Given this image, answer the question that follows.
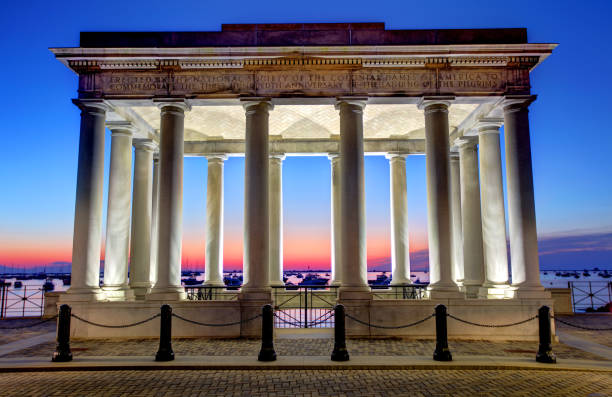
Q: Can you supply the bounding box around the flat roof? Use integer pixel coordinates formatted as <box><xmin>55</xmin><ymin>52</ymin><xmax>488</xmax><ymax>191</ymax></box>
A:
<box><xmin>80</xmin><ymin>23</ymin><xmax>528</xmax><ymax>47</ymax></box>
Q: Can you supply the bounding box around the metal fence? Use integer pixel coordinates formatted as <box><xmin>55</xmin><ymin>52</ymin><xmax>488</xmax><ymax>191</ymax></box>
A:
<box><xmin>272</xmin><ymin>286</ymin><xmax>338</xmax><ymax>328</ymax></box>
<box><xmin>0</xmin><ymin>284</ymin><xmax>45</xmax><ymax>319</ymax></box>
<box><xmin>184</xmin><ymin>286</ymin><xmax>239</xmax><ymax>301</ymax></box>
<box><xmin>568</xmin><ymin>281</ymin><xmax>611</xmax><ymax>312</ymax></box>
<box><xmin>371</xmin><ymin>284</ymin><xmax>428</xmax><ymax>300</ymax></box>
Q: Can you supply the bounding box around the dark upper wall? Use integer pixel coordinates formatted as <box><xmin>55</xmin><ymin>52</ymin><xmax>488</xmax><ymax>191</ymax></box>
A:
<box><xmin>79</xmin><ymin>23</ymin><xmax>528</xmax><ymax>47</ymax></box>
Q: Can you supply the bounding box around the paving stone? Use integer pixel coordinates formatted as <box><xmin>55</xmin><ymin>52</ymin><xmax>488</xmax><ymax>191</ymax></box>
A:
<box><xmin>0</xmin><ymin>369</ymin><xmax>610</xmax><ymax>396</ymax></box>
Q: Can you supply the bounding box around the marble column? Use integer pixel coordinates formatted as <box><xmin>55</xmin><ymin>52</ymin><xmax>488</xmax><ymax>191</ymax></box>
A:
<box><xmin>64</xmin><ymin>100</ymin><xmax>109</xmax><ymax>301</ymax></box>
<box><xmin>478</xmin><ymin>120</ymin><xmax>511</xmax><ymax>298</ymax></box>
<box><xmin>241</xmin><ymin>99</ymin><xmax>273</xmax><ymax>294</ymax></box>
<box><xmin>269</xmin><ymin>154</ymin><xmax>285</xmax><ymax>287</ymax></box>
<box><xmin>149</xmin><ymin>154</ymin><xmax>160</xmax><ymax>288</ymax></box>
<box><xmin>336</xmin><ymin>98</ymin><xmax>369</xmax><ymax>294</ymax></box>
<box><xmin>129</xmin><ymin>139</ymin><xmax>156</xmax><ymax>299</ymax></box>
<box><xmin>386</xmin><ymin>153</ymin><xmax>411</xmax><ymax>285</ymax></box>
<box><xmin>503</xmin><ymin>96</ymin><xmax>546</xmax><ymax>297</ymax></box>
<box><xmin>328</xmin><ymin>153</ymin><xmax>342</xmax><ymax>286</ymax></box>
<box><xmin>419</xmin><ymin>97</ymin><xmax>461</xmax><ymax>297</ymax></box>
<box><xmin>204</xmin><ymin>154</ymin><xmax>226</xmax><ymax>286</ymax></box>
<box><xmin>102</xmin><ymin>122</ymin><xmax>135</xmax><ymax>301</ymax></box>
<box><xmin>456</xmin><ymin>138</ymin><xmax>485</xmax><ymax>297</ymax></box>
<box><xmin>148</xmin><ymin>101</ymin><xmax>189</xmax><ymax>301</ymax></box>
<box><xmin>449</xmin><ymin>152</ymin><xmax>464</xmax><ymax>286</ymax></box>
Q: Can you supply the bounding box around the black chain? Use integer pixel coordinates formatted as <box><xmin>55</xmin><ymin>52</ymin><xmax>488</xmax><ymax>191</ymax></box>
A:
<box><xmin>172</xmin><ymin>312</ymin><xmax>261</xmax><ymax>327</ymax></box>
<box><xmin>308</xmin><ymin>312</ymin><xmax>335</xmax><ymax>327</ymax></box>
<box><xmin>345</xmin><ymin>313</ymin><xmax>434</xmax><ymax>329</ymax></box>
<box><xmin>273</xmin><ymin>314</ymin><xmax>304</xmax><ymax>327</ymax></box>
<box><xmin>447</xmin><ymin>313</ymin><xmax>537</xmax><ymax>328</ymax></box>
<box><xmin>0</xmin><ymin>315</ymin><xmax>57</xmax><ymax>330</ymax></box>
<box><xmin>71</xmin><ymin>313</ymin><xmax>160</xmax><ymax>328</ymax></box>
<box><xmin>553</xmin><ymin>316</ymin><xmax>612</xmax><ymax>331</ymax></box>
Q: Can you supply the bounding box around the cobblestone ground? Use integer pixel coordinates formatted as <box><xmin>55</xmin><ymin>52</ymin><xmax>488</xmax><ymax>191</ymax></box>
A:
<box><xmin>4</xmin><ymin>336</ymin><xmax>605</xmax><ymax>361</ymax></box>
<box><xmin>0</xmin><ymin>318</ymin><xmax>56</xmax><ymax>345</ymax></box>
<box><xmin>0</xmin><ymin>369</ymin><xmax>611</xmax><ymax>396</ymax></box>
<box><xmin>556</xmin><ymin>314</ymin><xmax>612</xmax><ymax>348</ymax></box>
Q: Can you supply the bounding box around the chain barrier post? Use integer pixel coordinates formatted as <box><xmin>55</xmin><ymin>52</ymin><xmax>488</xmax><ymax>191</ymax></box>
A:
<box><xmin>258</xmin><ymin>304</ymin><xmax>276</xmax><ymax>361</ymax></box>
<box><xmin>52</xmin><ymin>304</ymin><xmax>72</xmax><ymax>362</ymax></box>
<box><xmin>433</xmin><ymin>304</ymin><xmax>452</xmax><ymax>361</ymax></box>
<box><xmin>331</xmin><ymin>304</ymin><xmax>349</xmax><ymax>361</ymax></box>
<box><xmin>155</xmin><ymin>304</ymin><xmax>174</xmax><ymax>361</ymax></box>
<box><xmin>536</xmin><ymin>305</ymin><xmax>556</xmax><ymax>364</ymax></box>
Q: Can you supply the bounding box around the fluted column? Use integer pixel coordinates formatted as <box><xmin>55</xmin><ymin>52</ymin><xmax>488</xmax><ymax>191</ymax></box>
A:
<box><xmin>102</xmin><ymin>122</ymin><xmax>135</xmax><ymax>301</ymax></box>
<box><xmin>386</xmin><ymin>153</ymin><xmax>411</xmax><ymax>285</ymax></box>
<box><xmin>419</xmin><ymin>97</ymin><xmax>461</xmax><ymax>297</ymax></box>
<box><xmin>148</xmin><ymin>101</ymin><xmax>189</xmax><ymax>301</ymax></box>
<box><xmin>269</xmin><ymin>154</ymin><xmax>285</xmax><ymax>287</ymax></box>
<box><xmin>328</xmin><ymin>153</ymin><xmax>342</xmax><ymax>286</ymax></box>
<box><xmin>456</xmin><ymin>138</ymin><xmax>485</xmax><ymax>297</ymax></box>
<box><xmin>64</xmin><ymin>100</ymin><xmax>109</xmax><ymax>302</ymax></box>
<box><xmin>129</xmin><ymin>139</ymin><xmax>156</xmax><ymax>299</ymax></box>
<box><xmin>336</xmin><ymin>98</ymin><xmax>369</xmax><ymax>295</ymax></box>
<box><xmin>204</xmin><ymin>154</ymin><xmax>226</xmax><ymax>286</ymax></box>
<box><xmin>478</xmin><ymin>120</ymin><xmax>511</xmax><ymax>298</ymax></box>
<box><xmin>149</xmin><ymin>154</ymin><xmax>160</xmax><ymax>288</ymax></box>
<box><xmin>241</xmin><ymin>99</ymin><xmax>273</xmax><ymax>294</ymax></box>
<box><xmin>449</xmin><ymin>152</ymin><xmax>464</xmax><ymax>286</ymax></box>
<box><xmin>503</xmin><ymin>96</ymin><xmax>546</xmax><ymax>297</ymax></box>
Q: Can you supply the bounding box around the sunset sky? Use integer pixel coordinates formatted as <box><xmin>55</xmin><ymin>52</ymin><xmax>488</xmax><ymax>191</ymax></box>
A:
<box><xmin>0</xmin><ymin>0</ymin><xmax>611</xmax><ymax>272</ymax></box>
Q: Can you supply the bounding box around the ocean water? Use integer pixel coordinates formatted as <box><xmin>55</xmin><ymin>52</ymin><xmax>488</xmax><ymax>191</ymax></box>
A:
<box><xmin>1</xmin><ymin>269</ymin><xmax>610</xmax><ymax>317</ymax></box>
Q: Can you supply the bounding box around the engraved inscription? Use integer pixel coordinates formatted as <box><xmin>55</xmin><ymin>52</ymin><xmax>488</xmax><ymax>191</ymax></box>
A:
<box><xmin>173</xmin><ymin>72</ymin><xmax>253</xmax><ymax>93</ymax></box>
<box><xmin>353</xmin><ymin>70</ymin><xmax>433</xmax><ymax>91</ymax></box>
<box><xmin>437</xmin><ymin>71</ymin><xmax>503</xmax><ymax>90</ymax></box>
<box><xmin>256</xmin><ymin>71</ymin><xmax>350</xmax><ymax>93</ymax></box>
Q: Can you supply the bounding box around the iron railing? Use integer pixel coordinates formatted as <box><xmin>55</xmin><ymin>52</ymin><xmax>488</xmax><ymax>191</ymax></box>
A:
<box><xmin>272</xmin><ymin>285</ymin><xmax>338</xmax><ymax>329</ymax></box>
<box><xmin>371</xmin><ymin>284</ymin><xmax>428</xmax><ymax>300</ymax></box>
<box><xmin>0</xmin><ymin>284</ymin><xmax>45</xmax><ymax>319</ymax></box>
<box><xmin>184</xmin><ymin>286</ymin><xmax>239</xmax><ymax>301</ymax></box>
<box><xmin>568</xmin><ymin>281</ymin><xmax>611</xmax><ymax>312</ymax></box>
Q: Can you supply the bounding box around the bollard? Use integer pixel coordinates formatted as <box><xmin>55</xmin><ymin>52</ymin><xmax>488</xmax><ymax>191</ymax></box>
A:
<box><xmin>433</xmin><ymin>304</ymin><xmax>452</xmax><ymax>361</ymax></box>
<box><xmin>155</xmin><ymin>304</ymin><xmax>174</xmax><ymax>361</ymax></box>
<box><xmin>331</xmin><ymin>304</ymin><xmax>350</xmax><ymax>361</ymax></box>
<box><xmin>258</xmin><ymin>304</ymin><xmax>277</xmax><ymax>361</ymax></box>
<box><xmin>51</xmin><ymin>304</ymin><xmax>73</xmax><ymax>362</ymax></box>
<box><xmin>536</xmin><ymin>305</ymin><xmax>556</xmax><ymax>364</ymax></box>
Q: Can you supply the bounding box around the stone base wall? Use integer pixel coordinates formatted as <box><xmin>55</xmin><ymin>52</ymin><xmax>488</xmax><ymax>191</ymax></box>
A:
<box><xmin>341</xmin><ymin>297</ymin><xmax>555</xmax><ymax>341</ymax></box>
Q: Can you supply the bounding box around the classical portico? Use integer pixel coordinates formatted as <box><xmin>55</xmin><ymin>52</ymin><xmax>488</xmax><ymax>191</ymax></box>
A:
<box><xmin>52</xmin><ymin>22</ymin><xmax>556</xmax><ymax>339</ymax></box>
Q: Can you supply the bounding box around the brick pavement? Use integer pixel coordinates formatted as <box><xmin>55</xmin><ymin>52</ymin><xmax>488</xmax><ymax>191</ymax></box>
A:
<box><xmin>0</xmin><ymin>369</ymin><xmax>610</xmax><ymax>396</ymax></box>
<box><xmin>4</xmin><ymin>336</ymin><xmax>606</xmax><ymax>361</ymax></box>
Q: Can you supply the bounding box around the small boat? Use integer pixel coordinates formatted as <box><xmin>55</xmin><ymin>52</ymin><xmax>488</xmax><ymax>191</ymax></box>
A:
<box><xmin>583</xmin><ymin>271</ymin><xmax>590</xmax><ymax>277</ymax></box>
<box><xmin>296</xmin><ymin>273</ymin><xmax>304</xmax><ymax>279</ymax></box>
<box><xmin>298</xmin><ymin>274</ymin><xmax>329</xmax><ymax>287</ymax></box>
<box><xmin>555</xmin><ymin>272</ymin><xmax>562</xmax><ymax>276</ymax></box>
<box><xmin>543</xmin><ymin>272</ymin><xmax>548</xmax><ymax>275</ymax></box>
<box><xmin>223</xmin><ymin>275</ymin><xmax>242</xmax><ymax>290</ymax></box>
<box><xmin>43</xmin><ymin>279</ymin><xmax>55</xmax><ymax>292</ymax></box>
<box><xmin>369</xmin><ymin>273</ymin><xmax>391</xmax><ymax>287</ymax></box>
<box><xmin>14</xmin><ymin>281</ymin><xmax>23</xmax><ymax>288</ymax></box>
<box><xmin>61</xmin><ymin>275</ymin><xmax>71</xmax><ymax>286</ymax></box>
<box><xmin>182</xmin><ymin>277</ymin><xmax>202</xmax><ymax>286</ymax></box>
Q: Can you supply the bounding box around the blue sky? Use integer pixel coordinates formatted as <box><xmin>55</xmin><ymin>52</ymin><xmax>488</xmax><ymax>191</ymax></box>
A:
<box><xmin>0</xmin><ymin>0</ymin><xmax>610</xmax><ymax>270</ymax></box>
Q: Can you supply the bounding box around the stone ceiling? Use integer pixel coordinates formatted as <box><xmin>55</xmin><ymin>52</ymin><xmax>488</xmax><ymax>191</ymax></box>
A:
<box><xmin>130</xmin><ymin>104</ymin><xmax>477</xmax><ymax>142</ymax></box>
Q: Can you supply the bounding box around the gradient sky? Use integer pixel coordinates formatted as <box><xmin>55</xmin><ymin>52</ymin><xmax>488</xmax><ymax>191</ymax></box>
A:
<box><xmin>0</xmin><ymin>0</ymin><xmax>611</xmax><ymax>272</ymax></box>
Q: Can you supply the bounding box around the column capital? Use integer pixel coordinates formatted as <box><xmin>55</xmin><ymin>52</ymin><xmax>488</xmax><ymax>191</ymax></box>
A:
<box><xmin>502</xmin><ymin>95</ymin><xmax>537</xmax><ymax>112</ymax></box>
<box><xmin>417</xmin><ymin>96</ymin><xmax>454</xmax><ymax>112</ymax></box>
<box><xmin>455</xmin><ymin>137</ymin><xmax>478</xmax><ymax>152</ymax></box>
<box><xmin>240</xmin><ymin>97</ymin><xmax>274</xmax><ymax>112</ymax></box>
<box><xmin>106</xmin><ymin>121</ymin><xmax>136</xmax><ymax>136</ymax></box>
<box><xmin>205</xmin><ymin>153</ymin><xmax>228</xmax><ymax>162</ymax></box>
<box><xmin>335</xmin><ymin>97</ymin><xmax>367</xmax><ymax>111</ymax></box>
<box><xmin>385</xmin><ymin>152</ymin><xmax>408</xmax><ymax>160</ymax></box>
<box><xmin>327</xmin><ymin>152</ymin><xmax>340</xmax><ymax>161</ymax></box>
<box><xmin>476</xmin><ymin>118</ymin><xmax>503</xmax><ymax>135</ymax></box>
<box><xmin>72</xmin><ymin>99</ymin><xmax>113</xmax><ymax>114</ymax></box>
<box><xmin>270</xmin><ymin>153</ymin><xmax>286</xmax><ymax>161</ymax></box>
<box><xmin>153</xmin><ymin>98</ymin><xmax>191</xmax><ymax>112</ymax></box>
<box><xmin>133</xmin><ymin>139</ymin><xmax>157</xmax><ymax>152</ymax></box>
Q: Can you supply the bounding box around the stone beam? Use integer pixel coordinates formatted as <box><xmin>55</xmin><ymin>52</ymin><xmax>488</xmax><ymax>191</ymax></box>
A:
<box><xmin>184</xmin><ymin>138</ymin><xmax>425</xmax><ymax>156</ymax></box>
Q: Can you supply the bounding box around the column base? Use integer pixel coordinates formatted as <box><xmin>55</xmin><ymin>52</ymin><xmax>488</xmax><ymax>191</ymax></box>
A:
<box><xmin>146</xmin><ymin>286</ymin><xmax>186</xmax><ymax>301</ymax></box>
<box><xmin>330</xmin><ymin>279</ymin><xmax>341</xmax><ymax>287</ymax></box>
<box><xmin>512</xmin><ymin>283</ymin><xmax>550</xmax><ymax>299</ymax></box>
<box><xmin>427</xmin><ymin>283</ymin><xmax>464</xmax><ymax>299</ymax></box>
<box><xmin>268</xmin><ymin>280</ymin><xmax>286</xmax><ymax>287</ymax></box>
<box><xmin>238</xmin><ymin>289</ymin><xmax>273</xmax><ymax>337</ymax></box>
<box><xmin>390</xmin><ymin>279</ymin><xmax>412</xmax><ymax>286</ymax></box>
<box><xmin>478</xmin><ymin>284</ymin><xmax>513</xmax><ymax>299</ymax></box>
<box><xmin>129</xmin><ymin>282</ymin><xmax>154</xmax><ymax>300</ymax></box>
<box><xmin>101</xmin><ymin>285</ymin><xmax>135</xmax><ymax>301</ymax></box>
<box><xmin>60</xmin><ymin>287</ymin><xmax>105</xmax><ymax>303</ymax></box>
<box><xmin>338</xmin><ymin>286</ymin><xmax>372</xmax><ymax>301</ymax></box>
<box><xmin>462</xmin><ymin>284</ymin><xmax>481</xmax><ymax>298</ymax></box>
